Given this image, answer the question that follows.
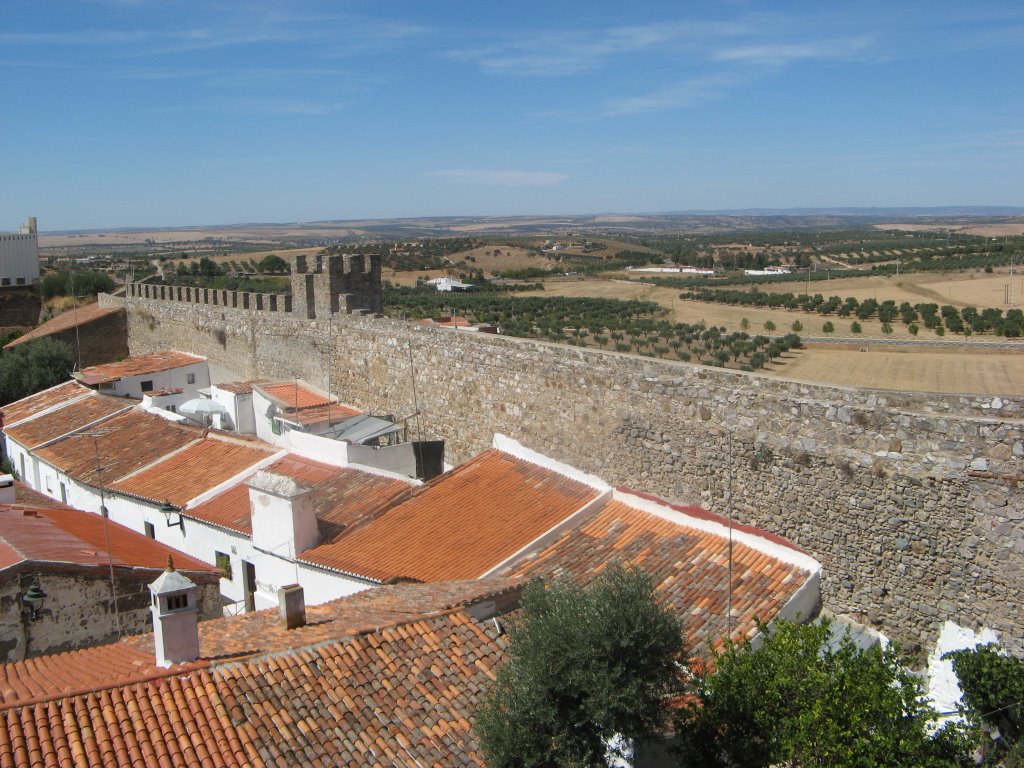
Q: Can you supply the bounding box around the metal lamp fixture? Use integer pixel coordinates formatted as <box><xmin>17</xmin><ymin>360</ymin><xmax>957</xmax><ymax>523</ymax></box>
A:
<box><xmin>23</xmin><ymin>583</ymin><xmax>47</xmax><ymax>620</ymax></box>
<box><xmin>161</xmin><ymin>500</ymin><xmax>183</xmax><ymax>528</ymax></box>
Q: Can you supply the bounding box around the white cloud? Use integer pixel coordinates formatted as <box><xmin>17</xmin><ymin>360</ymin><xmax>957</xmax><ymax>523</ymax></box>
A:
<box><xmin>448</xmin><ymin>18</ymin><xmax>760</xmax><ymax>77</ymax></box>
<box><xmin>603</xmin><ymin>74</ymin><xmax>739</xmax><ymax>116</ymax></box>
<box><xmin>429</xmin><ymin>170</ymin><xmax>567</xmax><ymax>186</ymax></box>
<box><xmin>713</xmin><ymin>36</ymin><xmax>875</xmax><ymax>67</ymax></box>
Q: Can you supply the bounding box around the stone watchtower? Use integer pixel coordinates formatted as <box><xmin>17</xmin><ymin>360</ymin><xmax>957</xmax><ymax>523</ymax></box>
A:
<box><xmin>290</xmin><ymin>252</ymin><xmax>382</xmax><ymax>320</ymax></box>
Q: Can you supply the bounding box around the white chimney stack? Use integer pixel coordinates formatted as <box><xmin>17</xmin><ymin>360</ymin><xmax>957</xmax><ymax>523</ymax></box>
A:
<box><xmin>149</xmin><ymin>556</ymin><xmax>200</xmax><ymax>667</ymax></box>
<box><xmin>248</xmin><ymin>471</ymin><xmax>319</xmax><ymax>558</ymax></box>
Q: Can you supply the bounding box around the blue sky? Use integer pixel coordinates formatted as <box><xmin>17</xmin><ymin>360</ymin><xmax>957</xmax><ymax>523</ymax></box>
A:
<box><xmin>1</xmin><ymin>1</ymin><xmax>1022</xmax><ymax>230</ymax></box>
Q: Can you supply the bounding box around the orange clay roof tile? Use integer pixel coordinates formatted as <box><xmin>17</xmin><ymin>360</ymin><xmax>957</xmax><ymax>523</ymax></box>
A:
<box><xmin>185</xmin><ymin>453</ymin><xmax>414</xmax><ymax>536</ymax></box>
<box><xmin>255</xmin><ymin>382</ymin><xmax>330</xmax><ymax>410</ymax></box>
<box><xmin>3</xmin><ymin>392</ymin><xmax>135</xmax><ymax>449</ymax></box>
<box><xmin>506</xmin><ymin>497</ymin><xmax>812</xmax><ymax>656</ymax></box>
<box><xmin>33</xmin><ymin>409</ymin><xmax>202</xmax><ymax>487</ymax></box>
<box><xmin>110</xmin><ymin>436</ymin><xmax>277</xmax><ymax>506</ymax></box>
<box><xmin>300</xmin><ymin>449</ymin><xmax>600</xmax><ymax>582</ymax></box>
<box><xmin>0</xmin><ymin>381</ymin><xmax>91</xmax><ymax>427</ymax></box>
<box><xmin>75</xmin><ymin>351</ymin><xmax>205</xmax><ymax>385</ymax></box>
<box><xmin>0</xmin><ymin>578</ymin><xmax>519</xmax><ymax>711</ymax></box>
<box><xmin>3</xmin><ymin>304</ymin><xmax>123</xmax><ymax>350</ymax></box>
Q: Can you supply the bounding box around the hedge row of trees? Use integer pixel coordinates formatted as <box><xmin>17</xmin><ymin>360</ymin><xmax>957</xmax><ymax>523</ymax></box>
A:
<box><xmin>383</xmin><ymin>287</ymin><xmax>802</xmax><ymax>369</ymax></box>
<box><xmin>37</xmin><ymin>270</ymin><xmax>116</xmax><ymax>301</ymax></box>
<box><xmin>682</xmin><ymin>288</ymin><xmax>1024</xmax><ymax>337</ymax></box>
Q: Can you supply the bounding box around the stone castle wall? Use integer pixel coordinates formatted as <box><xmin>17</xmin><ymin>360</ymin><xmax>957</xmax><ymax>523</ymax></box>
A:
<box><xmin>103</xmin><ymin>290</ymin><xmax>1024</xmax><ymax>652</ymax></box>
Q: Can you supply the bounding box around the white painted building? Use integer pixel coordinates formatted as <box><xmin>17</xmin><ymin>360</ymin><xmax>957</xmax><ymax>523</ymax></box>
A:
<box><xmin>0</xmin><ymin>217</ymin><xmax>39</xmax><ymax>287</ymax></box>
<box><xmin>74</xmin><ymin>350</ymin><xmax>209</xmax><ymax>399</ymax></box>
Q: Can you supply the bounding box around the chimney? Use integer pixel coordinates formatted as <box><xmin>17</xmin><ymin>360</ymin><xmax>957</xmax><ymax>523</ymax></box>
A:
<box><xmin>278</xmin><ymin>584</ymin><xmax>306</xmax><ymax>629</ymax></box>
<box><xmin>248</xmin><ymin>471</ymin><xmax>318</xmax><ymax>557</ymax></box>
<box><xmin>149</xmin><ymin>556</ymin><xmax>200</xmax><ymax>667</ymax></box>
<box><xmin>0</xmin><ymin>474</ymin><xmax>15</xmax><ymax>504</ymax></box>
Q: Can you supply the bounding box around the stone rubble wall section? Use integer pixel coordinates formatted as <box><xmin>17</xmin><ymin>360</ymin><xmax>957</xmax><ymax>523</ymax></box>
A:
<box><xmin>102</xmin><ymin>291</ymin><xmax>1024</xmax><ymax>653</ymax></box>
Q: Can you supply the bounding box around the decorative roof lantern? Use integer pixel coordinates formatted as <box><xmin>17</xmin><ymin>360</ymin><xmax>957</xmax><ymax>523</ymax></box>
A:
<box><xmin>149</xmin><ymin>556</ymin><xmax>199</xmax><ymax>667</ymax></box>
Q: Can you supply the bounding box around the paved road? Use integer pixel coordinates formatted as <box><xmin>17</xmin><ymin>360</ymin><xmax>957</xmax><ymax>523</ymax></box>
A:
<box><xmin>801</xmin><ymin>336</ymin><xmax>1024</xmax><ymax>350</ymax></box>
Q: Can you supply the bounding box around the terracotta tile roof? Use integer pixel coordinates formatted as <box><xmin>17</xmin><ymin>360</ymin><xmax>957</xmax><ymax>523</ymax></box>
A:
<box><xmin>303</xmin><ymin>449</ymin><xmax>601</xmax><ymax>582</ymax></box>
<box><xmin>283</xmin><ymin>402</ymin><xmax>362</xmax><ymax>425</ymax></box>
<box><xmin>256</xmin><ymin>381</ymin><xmax>331</xmax><ymax>410</ymax></box>
<box><xmin>507</xmin><ymin>494</ymin><xmax>815</xmax><ymax>656</ymax></box>
<box><xmin>76</xmin><ymin>351</ymin><xmax>205</xmax><ymax>385</ymax></box>
<box><xmin>214</xmin><ymin>610</ymin><xmax>503</xmax><ymax>766</ymax></box>
<box><xmin>33</xmin><ymin>409</ymin><xmax>200</xmax><ymax>487</ymax></box>
<box><xmin>0</xmin><ymin>577</ymin><xmax>518</xmax><ymax>711</ymax></box>
<box><xmin>0</xmin><ymin>583</ymin><xmax>513</xmax><ymax>767</ymax></box>
<box><xmin>3</xmin><ymin>303</ymin><xmax>123</xmax><ymax>350</ymax></box>
<box><xmin>13</xmin><ymin>482</ymin><xmax>72</xmax><ymax>510</ymax></box>
<box><xmin>110</xmin><ymin>436</ymin><xmax>277</xmax><ymax>506</ymax></box>
<box><xmin>0</xmin><ymin>381</ymin><xmax>90</xmax><ymax>427</ymax></box>
<box><xmin>185</xmin><ymin>453</ymin><xmax>414</xmax><ymax>537</ymax></box>
<box><xmin>3</xmin><ymin>392</ymin><xmax>135</xmax><ymax>449</ymax></box>
<box><xmin>0</xmin><ymin>501</ymin><xmax>217</xmax><ymax>575</ymax></box>
<box><xmin>213</xmin><ymin>379</ymin><xmax>268</xmax><ymax>395</ymax></box>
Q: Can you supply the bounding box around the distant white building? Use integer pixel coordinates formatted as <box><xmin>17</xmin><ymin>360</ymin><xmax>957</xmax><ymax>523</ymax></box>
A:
<box><xmin>0</xmin><ymin>217</ymin><xmax>39</xmax><ymax>287</ymax></box>
<box><xmin>426</xmin><ymin>276</ymin><xmax>473</xmax><ymax>292</ymax></box>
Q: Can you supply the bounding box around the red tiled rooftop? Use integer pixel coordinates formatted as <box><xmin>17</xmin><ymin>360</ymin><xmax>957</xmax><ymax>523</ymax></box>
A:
<box><xmin>34</xmin><ymin>409</ymin><xmax>201</xmax><ymax>486</ymax></box>
<box><xmin>3</xmin><ymin>392</ymin><xmax>135</xmax><ymax>449</ymax></box>
<box><xmin>0</xmin><ymin>381</ymin><xmax>90</xmax><ymax>426</ymax></box>
<box><xmin>0</xmin><ymin>577</ymin><xmax>517</xmax><ymax>766</ymax></box>
<box><xmin>75</xmin><ymin>351</ymin><xmax>205</xmax><ymax>385</ymax></box>
<box><xmin>303</xmin><ymin>449</ymin><xmax>601</xmax><ymax>582</ymax></box>
<box><xmin>213</xmin><ymin>379</ymin><xmax>268</xmax><ymax>395</ymax></box>
<box><xmin>185</xmin><ymin>453</ymin><xmax>414</xmax><ymax>537</ymax></box>
<box><xmin>3</xmin><ymin>303</ymin><xmax>123</xmax><ymax>350</ymax></box>
<box><xmin>256</xmin><ymin>381</ymin><xmax>331</xmax><ymax>410</ymax></box>
<box><xmin>0</xmin><ymin>577</ymin><xmax>519</xmax><ymax>712</ymax></box>
<box><xmin>507</xmin><ymin>496</ymin><xmax>815</xmax><ymax>656</ymax></box>
<box><xmin>283</xmin><ymin>402</ymin><xmax>362</xmax><ymax>426</ymax></box>
<box><xmin>111</xmin><ymin>436</ymin><xmax>277</xmax><ymax>506</ymax></box>
<box><xmin>0</xmin><ymin>502</ymin><xmax>217</xmax><ymax>575</ymax></box>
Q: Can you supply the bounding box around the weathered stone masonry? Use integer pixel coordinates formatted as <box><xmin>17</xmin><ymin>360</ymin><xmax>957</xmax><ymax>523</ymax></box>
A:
<box><xmin>103</xmin><ymin>282</ymin><xmax>1024</xmax><ymax>653</ymax></box>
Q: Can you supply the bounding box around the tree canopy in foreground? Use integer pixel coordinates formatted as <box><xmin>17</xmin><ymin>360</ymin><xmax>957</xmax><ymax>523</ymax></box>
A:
<box><xmin>475</xmin><ymin>564</ymin><xmax>686</xmax><ymax>768</ymax></box>
<box><xmin>674</xmin><ymin>618</ymin><xmax>970</xmax><ymax>768</ymax></box>
<box><xmin>0</xmin><ymin>338</ymin><xmax>75</xmax><ymax>407</ymax></box>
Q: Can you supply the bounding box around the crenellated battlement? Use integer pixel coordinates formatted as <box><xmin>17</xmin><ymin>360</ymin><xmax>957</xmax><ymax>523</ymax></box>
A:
<box><xmin>126</xmin><ymin>253</ymin><xmax>382</xmax><ymax>317</ymax></box>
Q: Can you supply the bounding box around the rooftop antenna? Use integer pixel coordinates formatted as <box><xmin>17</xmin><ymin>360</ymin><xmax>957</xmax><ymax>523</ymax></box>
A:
<box><xmin>70</xmin><ymin>268</ymin><xmax>82</xmax><ymax>373</ymax></box>
<box><xmin>84</xmin><ymin>430</ymin><xmax>122</xmax><ymax>639</ymax></box>
<box><xmin>726</xmin><ymin>429</ymin><xmax>734</xmax><ymax>638</ymax></box>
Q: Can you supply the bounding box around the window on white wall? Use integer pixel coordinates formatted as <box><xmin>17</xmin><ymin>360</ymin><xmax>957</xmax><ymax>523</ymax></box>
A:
<box><xmin>186</xmin><ymin>373</ymin><xmax>196</xmax><ymax>384</ymax></box>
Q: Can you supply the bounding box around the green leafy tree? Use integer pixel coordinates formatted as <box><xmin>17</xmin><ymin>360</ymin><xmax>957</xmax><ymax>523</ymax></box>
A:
<box><xmin>946</xmin><ymin>644</ymin><xmax>1024</xmax><ymax>765</ymax></box>
<box><xmin>675</xmin><ymin>619</ymin><xmax>968</xmax><ymax>768</ymax></box>
<box><xmin>476</xmin><ymin>565</ymin><xmax>686</xmax><ymax>768</ymax></box>
<box><xmin>740</xmin><ymin>317</ymin><xmax>750</xmax><ymax>331</ymax></box>
<box><xmin>0</xmin><ymin>339</ymin><xmax>75</xmax><ymax>406</ymax></box>
<box><xmin>791</xmin><ymin>320</ymin><xmax>803</xmax><ymax>333</ymax></box>
<box><xmin>258</xmin><ymin>254</ymin><xmax>288</xmax><ymax>274</ymax></box>
<box><xmin>851</xmin><ymin>321</ymin><xmax>862</xmax><ymax>334</ymax></box>
<box><xmin>822</xmin><ymin>321</ymin><xmax>835</xmax><ymax>334</ymax></box>
<box><xmin>909</xmin><ymin>323</ymin><xmax>919</xmax><ymax>336</ymax></box>
<box><xmin>882</xmin><ymin>322</ymin><xmax>894</xmax><ymax>336</ymax></box>
<box><xmin>763</xmin><ymin>320</ymin><xmax>776</xmax><ymax>333</ymax></box>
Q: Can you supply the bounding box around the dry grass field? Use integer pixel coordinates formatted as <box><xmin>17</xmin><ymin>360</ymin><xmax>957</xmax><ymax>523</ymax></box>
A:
<box><xmin>768</xmin><ymin>348</ymin><xmax>1024</xmax><ymax>395</ymax></box>
<box><xmin>523</xmin><ymin>276</ymin><xmax>1024</xmax><ymax>396</ymax></box>
<box><xmin>752</xmin><ymin>269</ymin><xmax>1024</xmax><ymax>309</ymax></box>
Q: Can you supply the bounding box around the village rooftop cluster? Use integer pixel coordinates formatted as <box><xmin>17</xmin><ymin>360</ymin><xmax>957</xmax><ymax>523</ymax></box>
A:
<box><xmin>0</xmin><ymin>350</ymin><xmax>821</xmax><ymax>765</ymax></box>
